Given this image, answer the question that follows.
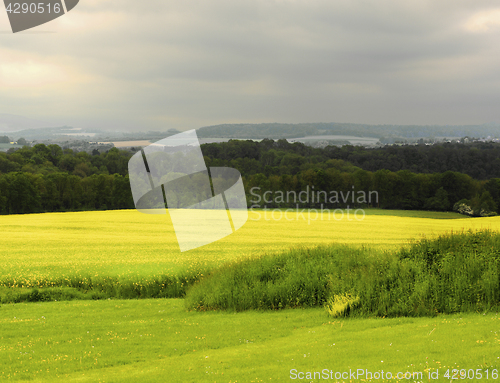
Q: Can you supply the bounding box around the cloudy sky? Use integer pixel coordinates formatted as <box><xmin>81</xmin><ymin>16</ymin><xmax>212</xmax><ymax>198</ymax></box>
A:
<box><xmin>1</xmin><ymin>0</ymin><xmax>500</xmax><ymax>131</ymax></box>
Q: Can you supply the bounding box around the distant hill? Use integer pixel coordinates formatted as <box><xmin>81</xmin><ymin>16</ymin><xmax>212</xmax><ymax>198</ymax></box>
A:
<box><xmin>3</xmin><ymin>118</ymin><xmax>499</xmax><ymax>142</ymax></box>
<box><xmin>196</xmin><ymin>122</ymin><xmax>500</xmax><ymax>139</ymax></box>
<box><xmin>0</xmin><ymin>126</ymin><xmax>105</xmax><ymax>140</ymax></box>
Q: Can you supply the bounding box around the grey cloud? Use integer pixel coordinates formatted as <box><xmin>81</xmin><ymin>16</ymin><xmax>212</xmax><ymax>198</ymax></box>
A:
<box><xmin>1</xmin><ymin>0</ymin><xmax>500</xmax><ymax>129</ymax></box>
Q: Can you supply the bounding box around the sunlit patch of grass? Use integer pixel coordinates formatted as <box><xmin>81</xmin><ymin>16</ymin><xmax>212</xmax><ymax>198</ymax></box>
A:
<box><xmin>0</xmin><ymin>299</ymin><xmax>498</xmax><ymax>382</ymax></box>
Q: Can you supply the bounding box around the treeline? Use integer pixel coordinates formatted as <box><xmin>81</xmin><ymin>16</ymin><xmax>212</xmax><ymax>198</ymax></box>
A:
<box><xmin>202</xmin><ymin>139</ymin><xmax>500</xmax><ymax>180</ymax></box>
<box><xmin>204</xmin><ymin>139</ymin><xmax>500</xmax><ymax>214</ymax></box>
<box><xmin>243</xmin><ymin>166</ymin><xmax>499</xmax><ymax>215</ymax></box>
<box><xmin>329</xmin><ymin>142</ymin><xmax>500</xmax><ymax>180</ymax></box>
<box><xmin>0</xmin><ymin>140</ymin><xmax>500</xmax><ymax>215</ymax></box>
<box><xmin>0</xmin><ymin>144</ymin><xmax>134</xmax><ymax>214</ymax></box>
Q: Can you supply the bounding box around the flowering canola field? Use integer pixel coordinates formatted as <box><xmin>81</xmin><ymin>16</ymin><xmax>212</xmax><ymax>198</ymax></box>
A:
<box><xmin>1</xmin><ymin>209</ymin><xmax>500</xmax><ymax>287</ymax></box>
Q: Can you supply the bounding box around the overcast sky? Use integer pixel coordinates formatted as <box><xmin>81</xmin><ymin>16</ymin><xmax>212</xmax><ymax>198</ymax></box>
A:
<box><xmin>1</xmin><ymin>0</ymin><xmax>500</xmax><ymax>131</ymax></box>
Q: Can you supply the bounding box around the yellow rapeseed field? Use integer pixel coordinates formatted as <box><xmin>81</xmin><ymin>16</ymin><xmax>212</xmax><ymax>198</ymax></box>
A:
<box><xmin>1</xmin><ymin>208</ymin><xmax>500</xmax><ymax>286</ymax></box>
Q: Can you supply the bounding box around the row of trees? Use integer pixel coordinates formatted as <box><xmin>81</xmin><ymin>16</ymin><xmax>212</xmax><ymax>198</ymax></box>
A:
<box><xmin>243</xmin><ymin>168</ymin><xmax>499</xmax><ymax>215</ymax></box>
<box><xmin>0</xmin><ymin>172</ymin><xmax>133</xmax><ymax>215</ymax></box>
<box><xmin>327</xmin><ymin>142</ymin><xmax>500</xmax><ymax>180</ymax></box>
<box><xmin>3</xmin><ymin>139</ymin><xmax>500</xmax><ymax>180</ymax></box>
<box><xmin>0</xmin><ymin>140</ymin><xmax>499</xmax><ymax>215</ymax></box>
<box><xmin>1</xmin><ymin>136</ymin><xmax>27</xmax><ymax>144</ymax></box>
<box><xmin>0</xmin><ymin>144</ymin><xmax>131</xmax><ymax>177</ymax></box>
<box><xmin>201</xmin><ymin>139</ymin><xmax>500</xmax><ymax>180</ymax></box>
<box><xmin>1</xmin><ymin>165</ymin><xmax>498</xmax><ymax>216</ymax></box>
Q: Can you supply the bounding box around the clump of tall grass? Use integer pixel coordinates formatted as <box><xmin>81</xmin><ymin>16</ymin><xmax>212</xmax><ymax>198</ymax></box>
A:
<box><xmin>185</xmin><ymin>230</ymin><xmax>500</xmax><ymax>317</ymax></box>
<box><xmin>185</xmin><ymin>244</ymin><xmax>367</xmax><ymax>311</ymax></box>
<box><xmin>324</xmin><ymin>292</ymin><xmax>360</xmax><ymax>317</ymax></box>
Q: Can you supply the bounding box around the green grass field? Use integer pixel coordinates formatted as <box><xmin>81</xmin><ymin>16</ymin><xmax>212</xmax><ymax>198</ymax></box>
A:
<box><xmin>1</xmin><ymin>209</ymin><xmax>500</xmax><ymax>381</ymax></box>
<box><xmin>0</xmin><ymin>300</ymin><xmax>498</xmax><ymax>382</ymax></box>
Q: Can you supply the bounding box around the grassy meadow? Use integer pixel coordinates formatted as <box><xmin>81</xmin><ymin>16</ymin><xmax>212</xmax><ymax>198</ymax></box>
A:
<box><xmin>1</xmin><ymin>299</ymin><xmax>499</xmax><ymax>382</ymax></box>
<box><xmin>1</xmin><ymin>208</ymin><xmax>500</xmax><ymax>381</ymax></box>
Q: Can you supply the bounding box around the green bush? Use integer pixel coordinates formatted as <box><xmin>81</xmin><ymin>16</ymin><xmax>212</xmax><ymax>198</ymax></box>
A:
<box><xmin>185</xmin><ymin>230</ymin><xmax>500</xmax><ymax>317</ymax></box>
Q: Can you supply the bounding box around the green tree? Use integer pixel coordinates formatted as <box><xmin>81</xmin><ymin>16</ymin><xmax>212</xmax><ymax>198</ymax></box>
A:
<box><xmin>280</xmin><ymin>153</ymin><xmax>305</xmax><ymax>174</ymax></box>
<box><xmin>0</xmin><ymin>153</ymin><xmax>20</xmax><ymax>173</ymax></box>
<box><xmin>3</xmin><ymin>172</ymin><xmax>40</xmax><ymax>214</ymax></box>
<box><xmin>484</xmin><ymin>178</ymin><xmax>500</xmax><ymax>213</ymax></box>
<box><xmin>48</xmin><ymin>144</ymin><xmax>63</xmax><ymax>166</ymax></box>
<box><xmin>424</xmin><ymin>187</ymin><xmax>450</xmax><ymax>211</ymax></box>
<box><xmin>59</xmin><ymin>154</ymin><xmax>77</xmax><ymax>172</ymax></box>
<box><xmin>0</xmin><ymin>179</ymin><xmax>6</xmax><ymax>213</ymax></box>
<box><xmin>473</xmin><ymin>191</ymin><xmax>497</xmax><ymax>216</ymax></box>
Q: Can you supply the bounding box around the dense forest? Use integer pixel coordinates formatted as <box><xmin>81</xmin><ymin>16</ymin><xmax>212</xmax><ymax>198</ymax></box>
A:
<box><xmin>0</xmin><ymin>145</ymin><xmax>132</xmax><ymax>214</ymax></box>
<box><xmin>327</xmin><ymin>143</ymin><xmax>500</xmax><ymax>180</ymax></box>
<box><xmin>203</xmin><ymin>139</ymin><xmax>499</xmax><ymax>215</ymax></box>
<box><xmin>0</xmin><ymin>140</ymin><xmax>499</xmax><ymax>216</ymax></box>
